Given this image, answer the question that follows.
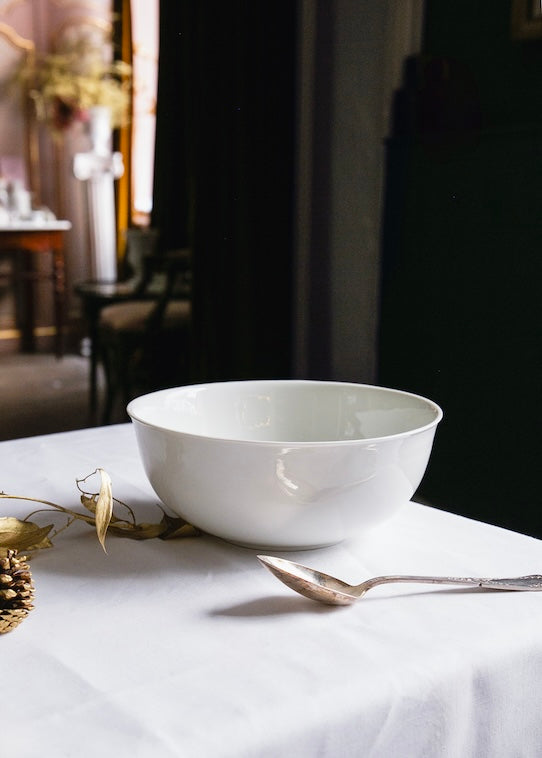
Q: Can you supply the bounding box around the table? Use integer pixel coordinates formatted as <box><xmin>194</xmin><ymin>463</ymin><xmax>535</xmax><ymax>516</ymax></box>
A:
<box><xmin>0</xmin><ymin>221</ymin><xmax>71</xmax><ymax>357</ymax></box>
<box><xmin>2</xmin><ymin>424</ymin><xmax>542</xmax><ymax>757</ymax></box>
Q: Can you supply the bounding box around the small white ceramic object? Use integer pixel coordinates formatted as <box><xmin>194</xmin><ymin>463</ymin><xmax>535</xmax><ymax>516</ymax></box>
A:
<box><xmin>127</xmin><ymin>380</ymin><xmax>443</xmax><ymax>550</ymax></box>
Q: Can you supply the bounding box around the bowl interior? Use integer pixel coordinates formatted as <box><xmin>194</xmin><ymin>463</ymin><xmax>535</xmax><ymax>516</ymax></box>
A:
<box><xmin>127</xmin><ymin>380</ymin><xmax>442</xmax><ymax>443</ymax></box>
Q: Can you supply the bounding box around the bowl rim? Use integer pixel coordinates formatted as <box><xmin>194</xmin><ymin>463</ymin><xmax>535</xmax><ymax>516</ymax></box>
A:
<box><xmin>126</xmin><ymin>379</ymin><xmax>443</xmax><ymax>446</ymax></box>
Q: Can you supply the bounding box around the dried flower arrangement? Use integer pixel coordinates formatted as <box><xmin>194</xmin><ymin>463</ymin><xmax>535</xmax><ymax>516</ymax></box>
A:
<box><xmin>0</xmin><ymin>469</ymin><xmax>198</xmax><ymax>633</ymax></box>
<box><xmin>19</xmin><ymin>39</ymin><xmax>131</xmax><ymax>134</ymax></box>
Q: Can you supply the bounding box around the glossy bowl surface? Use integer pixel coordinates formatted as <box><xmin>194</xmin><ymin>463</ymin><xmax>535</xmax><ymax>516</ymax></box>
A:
<box><xmin>127</xmin><ymin>380</ymin><xmax>442</xmax><ymax>549</ymax></box>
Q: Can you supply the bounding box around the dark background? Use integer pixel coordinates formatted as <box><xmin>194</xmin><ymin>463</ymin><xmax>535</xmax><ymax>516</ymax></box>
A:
<box><xmin>152</xmin><ymin>0</ymin><xmax>541</xmax><ymax>538</ymax></box>
<box><xmin>379</xmin><ymin>0</ymin><xmax>541</xmax><ymax>537</ymax></box>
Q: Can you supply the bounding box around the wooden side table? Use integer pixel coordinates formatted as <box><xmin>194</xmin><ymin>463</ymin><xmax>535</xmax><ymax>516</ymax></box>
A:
<box><xmin>0</xmin><ymin>221</ymin><xmax>71</xmax><ymax>358</ymax></box>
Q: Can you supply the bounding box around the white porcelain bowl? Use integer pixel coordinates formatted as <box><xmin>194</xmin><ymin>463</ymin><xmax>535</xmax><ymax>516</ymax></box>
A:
<box><xmin>127</xmin><ymin>380</ymin><xmax>443</xmax><ymax>550</ymax></box>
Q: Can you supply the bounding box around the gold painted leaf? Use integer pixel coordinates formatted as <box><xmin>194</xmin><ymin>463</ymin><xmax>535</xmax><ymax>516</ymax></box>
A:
<box><xmin>0</xmin><ymin>517</ymin><xmax>53</xmax><ymax>551</ymax></box>
<box><xmin>94</xmin><ymin>469</ymin><xmax>113</xmax><ymax>552</ymax></box>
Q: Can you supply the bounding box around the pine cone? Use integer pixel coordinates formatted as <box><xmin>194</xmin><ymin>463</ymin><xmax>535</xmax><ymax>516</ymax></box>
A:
<box><xmin>0</xmin><ymin>549</ymin><xmax>34</xmax><ymax>634</ymax></box>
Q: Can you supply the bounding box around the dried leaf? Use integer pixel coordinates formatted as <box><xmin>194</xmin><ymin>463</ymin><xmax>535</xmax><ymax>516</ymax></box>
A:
<box><xmin>106</xmin><ymin>512</ymin><xmax>198</xmax><ymax>541</ymax></box>
<box><xmin>158</xmin><ymin>513</ymin><xmax>200</xmax><ymax>540</ymax></box>
<box><xmin>80</xmin><ymin>493</ymin><xmax>97</xmax><ymax>514</ymax></box>
<box><xmin>27</xmin><ymin>534</ymin><xmax>54</xmax><ymax>551</ymax></box>
<box><xmin>1</xmin><ymin>468</ymin><xmax>201</xmax><ymax>553</ymax></box>
<box><xmin>94</xmin><ymin>469</ymin><xmax>113</xmax><ymax>552</ymax></box>
<box><xmin>80</xmin><ymin>489</ymin><xmax>132</xmax><ymax>526</ymax></box>
<box><xmin>163</xmin><ymin>523</ymin><xmax>200</xmax><ymax>539</ymax></box>
<box><xmin>107</xmin><ymin>521</ymin><xmax>166</xmax><ymax>540</ymax></box>
<box><xmin>0</xmin><ymin>517</ymin><xmax>54</xmax><ymax>551</ymax></box>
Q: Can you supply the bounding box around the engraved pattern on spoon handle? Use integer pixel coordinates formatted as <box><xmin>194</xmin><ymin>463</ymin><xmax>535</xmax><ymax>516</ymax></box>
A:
<box><xmin>477</xmin><ymin>574</ymin><xmax>542</xmax><ymax>591</ymax></box>
<box><xmin>363</xmin><ymin>574</ymin><xmax>542</xmax><ymax>592</ymax></box>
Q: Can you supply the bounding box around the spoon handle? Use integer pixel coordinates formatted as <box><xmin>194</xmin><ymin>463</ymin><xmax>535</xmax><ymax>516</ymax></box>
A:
<box><xmin>363</xmin><ymin>574</ymin><xmax>542</xmax><ymax>592</ymax></box>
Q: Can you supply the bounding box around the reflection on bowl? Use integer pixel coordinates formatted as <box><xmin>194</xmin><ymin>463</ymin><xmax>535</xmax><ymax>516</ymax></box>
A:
<box><xmin>127</xmin><ymin>380</ymin><xmax>443</xmax><ymax>550</ymax></box>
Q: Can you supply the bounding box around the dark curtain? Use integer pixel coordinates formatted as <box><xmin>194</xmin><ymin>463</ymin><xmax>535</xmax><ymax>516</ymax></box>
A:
<box><xmin>152</xmin><ymin>2</ymin><xmax>191</xmax><ymax>252</ymax></box>
<box><xmin>152</xmin><ymin>1</ymin><xmax>298</xmax><ymax>382</ymax></box>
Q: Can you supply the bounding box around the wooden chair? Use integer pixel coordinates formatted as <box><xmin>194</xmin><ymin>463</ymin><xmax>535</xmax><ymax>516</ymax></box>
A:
<box><xmin>74</xmin><ymin>227</ymin><xmax>161</xmax><ymax>418</ymax></box>
<box><xmin>97</xmin><ymin>248</ymin><xmax>192</xmax><ymax>423</ymax></box>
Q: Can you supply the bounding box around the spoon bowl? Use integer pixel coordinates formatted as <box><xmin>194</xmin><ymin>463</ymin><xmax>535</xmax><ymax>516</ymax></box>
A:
<box><xmin>257</xmin><ymin>555</ymin><xmax>542</xmax><ymax>606</ymax></box>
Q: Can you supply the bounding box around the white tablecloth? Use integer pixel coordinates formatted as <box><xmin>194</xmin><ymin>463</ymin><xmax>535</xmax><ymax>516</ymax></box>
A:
<box><xmin>1</xmin><ymin>424</ymin><xmax>542</xmax><ymax>757</ymax></box>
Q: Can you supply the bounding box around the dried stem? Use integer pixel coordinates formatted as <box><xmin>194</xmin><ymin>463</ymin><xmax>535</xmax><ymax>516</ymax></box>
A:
<box><xmin>0</xmin><ymin>495</ymin><xmax>95</xmax><ymax>525</ymax></box>
<box><xmin>0</xmin><ymin>470</ymin><xmax>197</xmax><ymax>554</ymax></box>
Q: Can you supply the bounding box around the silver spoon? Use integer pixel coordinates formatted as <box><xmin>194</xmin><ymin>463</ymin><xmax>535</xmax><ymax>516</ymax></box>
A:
<box><xmin>257</xmin><ymin>554</ymin><xmax>542</xmax><ymax>606</ymax></box>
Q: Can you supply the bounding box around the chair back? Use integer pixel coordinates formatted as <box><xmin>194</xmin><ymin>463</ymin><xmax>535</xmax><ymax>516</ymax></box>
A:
<box><xmin>142</xmin><ymin>248</ymin><xmax>192</xmax><ymax>332</ymax></box>
<box><xmin>122</xmin><ymin>227</ymin><xmax>160</xmax><ymax>284</ymax></box>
